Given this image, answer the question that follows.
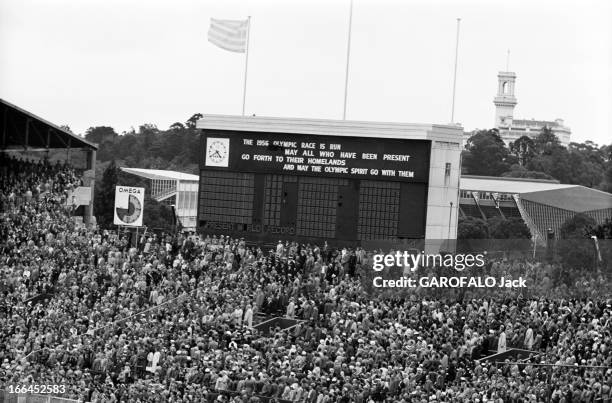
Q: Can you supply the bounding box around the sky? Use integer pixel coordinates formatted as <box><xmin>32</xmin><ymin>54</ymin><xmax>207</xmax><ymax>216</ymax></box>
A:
<box><xmin>1</xmin><ymin>0</ymin><xmax>611</xmax><ymax>146</ymax></box>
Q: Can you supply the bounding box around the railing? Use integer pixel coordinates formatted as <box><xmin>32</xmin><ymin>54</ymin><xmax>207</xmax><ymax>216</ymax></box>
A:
<box><xmin>25</xmin><ymin>292</ymin><xmax>55</xmax><ymax>307</ymax></box>
<box><xmin>151</xmin><ymin>187</ymin><xmax>176</xmax><ymax>202</ymax></box>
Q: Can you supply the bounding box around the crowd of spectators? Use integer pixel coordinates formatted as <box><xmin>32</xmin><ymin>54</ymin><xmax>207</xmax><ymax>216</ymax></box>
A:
<box><xmin>1</xmin><ymin>155</ymin><xmax>611</xmax><ymax>403</ymax></box>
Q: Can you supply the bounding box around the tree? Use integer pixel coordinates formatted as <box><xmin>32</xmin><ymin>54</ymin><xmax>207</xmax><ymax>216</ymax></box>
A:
<box><xmin>169</xmin><ymin>122</ymin><xmax>185</xmax><ymax>131</ymax></box>
<box><xmin>138</xmin><ymin>123</ymin><xmax>159</xmax><ymax>136</ymax></box>
<box><xmin>533</xmin><ymin>126</ymin><xmax>560</xmax><ymax>152</ymax></box>
<box><xmin>557</xmin><ymin>214</ymin><xmax>599</xmax><ymax>271</ymax></box>
<box><xmin>509</xmin><ymin>135</ymin><xmax>536</xmax><ymax>166</ymax></box>
<box><xmin>142</xmin><ymin>195</ymin><xmax>175</xmax><ymax>233</ymax></box>
<box><xmin>462</xmin><ymin>129</ymin><xmax>515</xmax><ymax>176</ymax></box>
<box><xmin>487</xmin><ymin>216</ymin><xmax>531</xmax><ymax>239</ymax></box>
<box><xmin>457</xmin><ymin>216</ymin><xmax>489</xmax><ymax>253</ymax></box>
<box><xmin>527</xmin><ymin>144</ymin><xmax>572</xmax><ymax>184</ymax></box>
<box><xmin>186</xmin><ymin>113</ymin><xmax>203</xmax><ymax>129</ymax></box>
<box><xmin>562</xmin><ymin>141</ymin><xmax>606</xmax><ymax>188</ymax></box>
<box><xmin>458</xmin><ymin>216</ymin><xmax>489</xmax><ymax>239</ymax></box>
<box><xmin>599</xmin><ymin>165</ymin><xmax>612</xmax><ymax>193</ymax></box>
<box><xmin>59</xmin><ymin>125</ymin><xmax>73</xmax><ymax>133</ymax></box>
<box><xmin>559</xmin><ymin>213</ymin><xmax>596</xmax><ymax>239</ymax></box>
<box><xmin>94</xmin><ymin>159</ymin><xmax>120</xmax><ymax>228</ymax></box>
<box><xmin>501</xmin><ymin>164</ymin><xmax>554</xmax><ymax>180</ymax></box>
<box><xmin>587</xmin><ymin>218</ymin><xmax>612</xmax><ymax>239</ymax></box>
<box><xmin>85</xmin><ymin>126</ymin><xmax>118</xmax><ymax>144</ymax></box>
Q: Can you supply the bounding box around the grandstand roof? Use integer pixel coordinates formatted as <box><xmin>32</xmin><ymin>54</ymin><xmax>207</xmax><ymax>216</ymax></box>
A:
<box><xmin>460</xmin><ymin>175</ymin><xmax>612</xmax><ymax>213</ymax></box>
<box><xmin>1</xmin><ymin>98</ymin><xmax>97</xmax><ymax>151</ymax></box>
<box><xmin>460</xmin><ymin>175</ymin><xmax>573</xmax><ymax>194</ymax></box>
<box><xmin>121</xmin><ymin>167</ymin><xmax>199</xmax><ymax>182</ymax></box>
<box><xmin>521</xmin><ymin>187</ymin><xmax>612</xmax><ymax>213</ymax></box>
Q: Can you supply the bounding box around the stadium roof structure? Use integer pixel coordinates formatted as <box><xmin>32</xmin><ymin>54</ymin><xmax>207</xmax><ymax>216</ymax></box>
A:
<box><xmin>460</xmin><ymin>175</ymin><xmax>612</xmax><ymax>213</ymax></box>
<box><xmin>459</xmin><ymin>175</ymin><xmax>612</xmax><ymax>242</ymax></box>
<box><xmin>197</xmin><ymin>114</ymin><xmax>463</xmax><ymax>141</ymax></box>
<box><xmin>520</xmin><ymin>187</ymin><xmax>612</xmax><ymax>213</ymax></box>
<box><xmin>120</xmin><ymin>167</ymin><xmax>199</xmax><ymax>182</ymax></box>
<box><xmin>1</xmin><ymin>98</ymin><xmax>97</xmax><ymax>151</ymax></box>
<box><xmin>460</xmin><ymin>175</ymin><xmax>573</xmax><ymax>194</ymax></box>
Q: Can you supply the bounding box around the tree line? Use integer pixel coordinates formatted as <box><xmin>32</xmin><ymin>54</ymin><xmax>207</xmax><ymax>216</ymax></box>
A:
<box><xmin>86</xmin><ymin>113</ymin><xmax>203</xmax><ymax>176</ymax></box>
<box><xmin>462</xmin><ymin>127</ymin><xmax>612</xmax><ymax>191</ymax></box>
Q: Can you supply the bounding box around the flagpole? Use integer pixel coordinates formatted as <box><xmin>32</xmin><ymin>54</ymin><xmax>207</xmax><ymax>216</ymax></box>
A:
<box><xmin>450</xmin><ymin>18</ymin><xmax>461</xmax><ymax>123</ymax></box>
<box><xmin>342</xmin><ymin>0</ymin><xmax>353</xmax><ymax>120</ymax></box>
<box><xmin>242</xmin><ymin>16</ymin><xmax>251</xmax><ymax>116</ymax></box>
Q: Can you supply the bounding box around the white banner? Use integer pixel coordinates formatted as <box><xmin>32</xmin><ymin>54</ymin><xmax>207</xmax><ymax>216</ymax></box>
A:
<box><xmin>67</xmin><ymin>186</ymin><xmax>91</xmax><ymax>206</ymax></box>
<box><xmin>113</xmin><ymin>186</ymin><xmax>144</xmax><ymax>227</ymax></box>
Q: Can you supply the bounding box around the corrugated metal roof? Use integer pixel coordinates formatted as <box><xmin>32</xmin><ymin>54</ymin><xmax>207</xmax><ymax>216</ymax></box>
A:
<box><xmin>121</xmin><ymin>167</ymin><xmax>199</xmax><ymax>182</ymax></box>
<box><xmin>460</xmin><ymin>175</ymin><xmax>612</xmax><ymax>213</ymax></box>
<box><xmin>521</xmin><ymin>187</ymin><xmax>612</xmax><ymax>213</ymax></box>
<box><xmin>460</xmin><ymin>175</ymin><xmax>574</xmax><ymax>194</ymax></box>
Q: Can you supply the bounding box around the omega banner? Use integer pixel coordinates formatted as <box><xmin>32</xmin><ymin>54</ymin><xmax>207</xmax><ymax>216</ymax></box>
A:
<box><xmin>113</xmin><ymin>186</ymin><xmax>145</xmax><ymax>227</ymax></box>
<box><xmin>203</xmin><ymin>131</ymin><xmax>431</xmax><ymax>183</ymax></box>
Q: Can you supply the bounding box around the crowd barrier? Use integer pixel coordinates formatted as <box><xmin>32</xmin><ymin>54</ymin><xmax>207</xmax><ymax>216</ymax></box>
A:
<box><xmin>25</xmin><ymin>293</ymin><xmax>55</xmax><ymax>307</ymax></box>
<box><xmin>253</xmin><ymin>316</ymin><xmax>303</xmax><ymax>336</ymax></box>
<box><xmin>476</xmin><ymin>348</ymin><xmax>539</xmax><ymax>363</ymax></box>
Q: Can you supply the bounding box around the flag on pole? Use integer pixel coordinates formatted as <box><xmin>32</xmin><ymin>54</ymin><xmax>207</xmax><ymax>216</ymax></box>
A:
<box><xmin>208</xmin><ymin>18</ymin><xmax>249</xmax><ymax>53</ymax></box>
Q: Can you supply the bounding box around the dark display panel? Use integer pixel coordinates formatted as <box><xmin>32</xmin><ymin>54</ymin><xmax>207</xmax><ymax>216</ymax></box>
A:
<box><xmin>296</xmin><ymin>177</ymin><xmax>348</xmax><ymax>239</ymax></box>
<box><xmin>199</xmin><ymin>171</ymin><xmax>254</xmax><ymax>225</ymax></box>
<box><xmin>198</xmin><ymin>171</ymin><xmax>428</xmax><ymax>244</ymax></box>
<box><xmin>358</xmin><ymin>181</ymin><xmax>401</xmax><ymax>240</ymax></box>
<box><xmin>198</xmin><ymin>130</ymin><xmax>430</xmax><ymax>244</ymax></box>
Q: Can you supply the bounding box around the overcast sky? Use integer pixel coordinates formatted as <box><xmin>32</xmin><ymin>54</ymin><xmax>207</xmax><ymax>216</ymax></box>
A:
<box><xmin>1</xmin><ymin>0</ymin><xmax>611</xmax><ymax>146</ymax></box>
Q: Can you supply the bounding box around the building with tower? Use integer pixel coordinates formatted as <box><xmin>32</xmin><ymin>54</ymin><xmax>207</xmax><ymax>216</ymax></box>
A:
<box><xmin>491</xmin><ymin>71</ymin><xmax>571</xmax><ymax>147</ymax></box>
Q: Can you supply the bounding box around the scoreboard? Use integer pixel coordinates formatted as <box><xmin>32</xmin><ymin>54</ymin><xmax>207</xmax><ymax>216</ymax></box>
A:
<box><xmin>198</xmin><ymin>129</ymin><xmax>432</xmax><ymax>245</ymax></box>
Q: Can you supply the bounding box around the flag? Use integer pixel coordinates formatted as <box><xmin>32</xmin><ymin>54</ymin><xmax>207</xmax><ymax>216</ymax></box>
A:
<box><xmin>208</xmin><ymin>18</ymin><xmax>249</xmax><ymax>53</ymax></box>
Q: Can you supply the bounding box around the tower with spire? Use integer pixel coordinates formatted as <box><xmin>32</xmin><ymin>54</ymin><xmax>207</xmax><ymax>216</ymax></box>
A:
<box><xmin>490</xmin><ymin>70</ymin><xmax>571</xmax><ymax>147</ymax></box>
<box><xmin>493</xmin><ymin>71</ymin><xmax>517</xmax><ymax>128</ymax></box>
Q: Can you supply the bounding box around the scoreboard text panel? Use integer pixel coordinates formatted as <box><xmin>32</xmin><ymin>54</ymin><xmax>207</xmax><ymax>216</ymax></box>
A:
<box><xmin>202</xmin><ymin>130</ymin><xmax>430</xmax><ymax>183</ymax></box>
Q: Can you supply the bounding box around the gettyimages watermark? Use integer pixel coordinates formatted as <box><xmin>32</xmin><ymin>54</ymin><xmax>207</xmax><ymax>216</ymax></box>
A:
<box><xmin>369</xmin><ymin>250</ymin><xmax>526</xmax><ymax>289</ymax></box>
<box><xmin>357</xmin><ymin>237</ymin><xmax>611</xmax><ymax>296</ymax></box>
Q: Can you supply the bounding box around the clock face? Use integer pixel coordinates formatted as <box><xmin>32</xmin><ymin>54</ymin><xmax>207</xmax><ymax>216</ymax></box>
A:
<box><xmin>208</xmin><ymin>140</ymin><xmax>227</xmax><ymax>163</ymax></box>
<box><xmin>205</xmin><ymin>137</ymin><xmax>230</xmax><ymax>167</ymax></box>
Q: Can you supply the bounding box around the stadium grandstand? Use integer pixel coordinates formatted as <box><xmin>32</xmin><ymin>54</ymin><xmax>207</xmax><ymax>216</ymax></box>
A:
<box><xmin>120</xmin><ymin>167</ymin><xmax>199</xmax><ymax>231</ymax></box>
<box><xmin>1</xmin><ymin>100</ymin><xmax>97</xmax><ymax>402</ymax></box>
<box><xmin>1</xmin><ymin>103</ymin><xmax>611</xmax><ymax>402</ymax></box>
<box><xmin>460</xmin><ymin>175</ymin><xmax>612</xmax><ymax>242</ymax></box>
<box><xmin>0</xmin><ymin>98</ymin><xmax>97</xmax><ymax>224</ymax></box>
<box><xmin>2</xmin><ymin>139</ymin><xmax>612</xmax><ymax>401</ymax></box>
